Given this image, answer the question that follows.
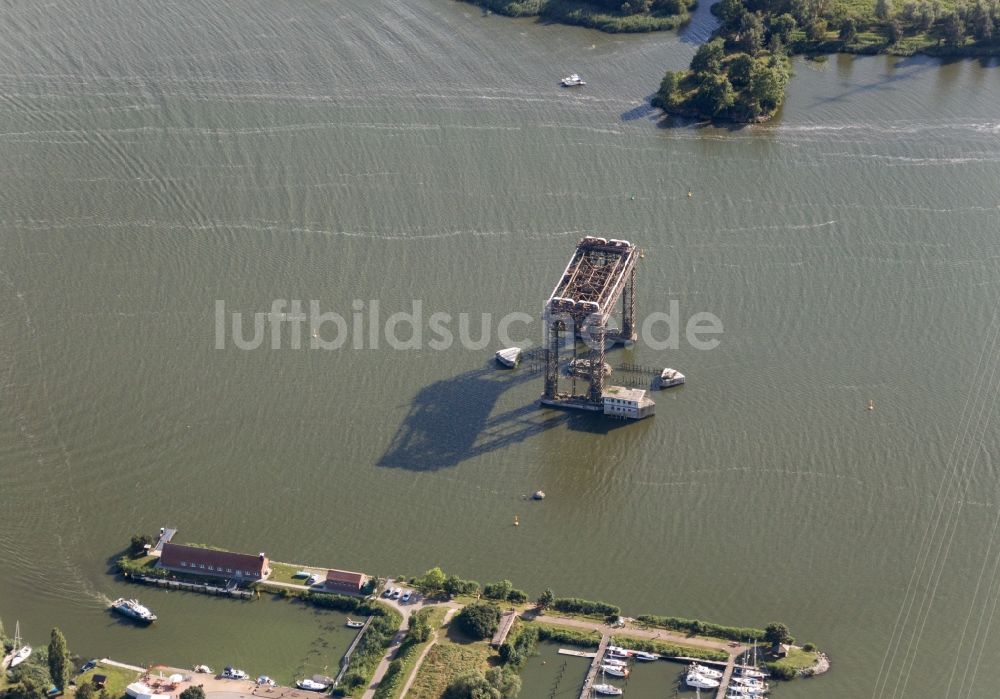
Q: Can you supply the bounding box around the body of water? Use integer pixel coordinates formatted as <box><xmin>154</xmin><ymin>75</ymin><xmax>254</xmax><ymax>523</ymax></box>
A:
<box><xmin>3</xmin><ymin>1</ymin><xmax>1000</xmax><ymax>697</ymax></box>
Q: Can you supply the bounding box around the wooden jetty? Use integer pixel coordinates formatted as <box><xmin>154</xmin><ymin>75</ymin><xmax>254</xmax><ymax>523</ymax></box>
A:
<box><xmin>334</xmin><ymin>617</ymin><xmax>373</xmax><ymax>687</ymax></box>
<box><xmin>558</xmin><ymin>649</ymin><xmax>597</xmax><ymax>659</ymax></box>
<box><xmin>491</xmin><ymin>611</ymin><xmax>517</xmax><ymax>648</ymax></box>
<box><xmin>136</xmin><ymin>575</ymin><xmax>254</xmax><ymax>599</ymax></box>
<box><xmin>714</xmin><ymin>656</ymin><xmax>736</xmax><ymax>699</ymax></box>
<box><xmin>577</xmin><ymin>634</ymin><xmax>610</xmax><ymax>699</ymax></box>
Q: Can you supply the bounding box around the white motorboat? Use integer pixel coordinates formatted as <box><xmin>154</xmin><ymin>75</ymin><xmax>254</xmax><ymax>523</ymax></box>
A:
<box><xmin>495</xmin><ymin>347</ymin><xmax>522</xmax><ymax>368</ymax></box>
<box><xmin>685</xmin><ymin>672</ymin><xmax>720</xmax><ymax>690</ymax></box>
<box><xmin>631</xmin><ymin>650</ymin><xmax>657</xmax><ymax>661</ymax></box>
<box><xmin>193</xmin><ymin>665</ymin><xmax>213</xmax><ymax>674</ymax></box>
<box><xmin>296</xmin><ymin>679</ymin><xmax>329</xmax><ymax>692</ymax></box>
<box><xmin>346</xmin><ymin>618</ymin><xmax>365</xmax><ymax>628</ymax></box>
<box><xmin>111</xmin><ymin>598</ymin><xmax>157</xmax><ymax>623</ymax></box>
<box><xmin>561</xmin><ymin>73</ymin><xmax>586</xmax><ymax>87</ymax></box>
<box><xmin>659</xmin><ymin>368</ymin><xmax>685</xmax><ymax>388</ymax></box>
<box><xmin>689</xmin><ymin>663</ymin><xmax>723</xmax><ymax>679</ymax></box>
<box><xmin>736</xmin><ymin>666</ymin><xmax>768</xmax><ymax>680</ymax></box>
<box><xmin>600</xmin><ymin>657</ymin><xmax>628</xmax><ymax>667</ymax></box>
<box><xmin>599</xmin><ymin>664</ymin><xmax>629</xmax><ymax>678</ymax></box>
<box><xmin>256</xmin><ymin>677</ymin><xmax>276</xmax><ymax>687</ymax></box>
<box><xmin>592</xmin><ymin>685</ymin><xmax>622</xmax><ymax>696</ymax></box>
<box><xmin>222</xmin><ymin>667</ymin><xmax>248</xmax><ymax>680</ymax></box>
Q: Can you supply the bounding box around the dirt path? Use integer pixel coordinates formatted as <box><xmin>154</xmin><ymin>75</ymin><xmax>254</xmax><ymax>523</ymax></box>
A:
<box><xmin>529</xmin><ymin>614</ymin><xmax>744</xmax><ymax>655</ymax></box>
<box><xmin>398</xmin><ymin>608</ymin><xmax>458</xmax><ymax>699</ymax></box>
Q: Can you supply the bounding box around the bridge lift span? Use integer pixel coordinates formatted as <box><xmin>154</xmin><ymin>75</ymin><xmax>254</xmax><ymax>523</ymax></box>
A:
<box><xmin>541</xmin><ymin>236</ymin><xmax>639</xmax><ymax>409</ymax></box>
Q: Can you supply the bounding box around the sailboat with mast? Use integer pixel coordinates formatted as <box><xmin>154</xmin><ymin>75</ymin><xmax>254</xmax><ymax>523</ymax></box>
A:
<box><xmin>592</xmin><ymin>664</ymin><xmax>623</xmax><ymax>696</ymax></box>
<box><xmin>7</xmin><ymin>621</ymin><xmax>32</xmax><ymax>668</ymax></box>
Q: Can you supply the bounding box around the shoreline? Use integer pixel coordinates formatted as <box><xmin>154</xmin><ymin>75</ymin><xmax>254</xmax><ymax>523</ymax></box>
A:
<box><xmin>110</xmin><ymin>534</ymin><xmax>826</xmax><ymax>694</ymax></box>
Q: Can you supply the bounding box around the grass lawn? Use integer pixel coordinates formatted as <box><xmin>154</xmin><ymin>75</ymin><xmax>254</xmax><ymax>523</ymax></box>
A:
<box><xmin>770</xmin><ymin>646</ymin><xmax>820</xmax><ymax>672</ymax></box>
<box><xmin>267</xmin><ymin>562</ymin><xmax>323</xmax><ymax>586</ymax></box>
<box><xmin>76</xmin><ymin>662</ymin><xmax>141</xmax><ymax>699</ymax></box>
<box><xmin>406</xmin><ymin>625</ymin><xmax>495</xmax><ymax>699</ymax></box>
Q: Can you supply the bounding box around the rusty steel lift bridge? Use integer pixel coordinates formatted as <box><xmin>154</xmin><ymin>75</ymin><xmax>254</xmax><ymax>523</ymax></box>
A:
<box><xmin>541</xmin><ymin>236</ymin><xmax>639</xmax><ymax>410</ymax></box>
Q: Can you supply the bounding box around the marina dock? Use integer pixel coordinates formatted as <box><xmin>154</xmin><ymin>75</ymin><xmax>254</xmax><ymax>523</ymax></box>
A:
<box><xmin>577</xmin><ymin>634</ymin><xmax>610</xmax><ymax>699</ymax></box>
<box><xmin>714</xmin><ymin>657</ymin><xmax>736</xmax><ymax>699</ymax></box>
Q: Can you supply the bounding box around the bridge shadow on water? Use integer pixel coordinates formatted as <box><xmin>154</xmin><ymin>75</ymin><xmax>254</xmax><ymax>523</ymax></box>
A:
<box><xmin>377</xmin><ymin>350</ymin><xmax>632</xmax><ymax>472</ymax></box>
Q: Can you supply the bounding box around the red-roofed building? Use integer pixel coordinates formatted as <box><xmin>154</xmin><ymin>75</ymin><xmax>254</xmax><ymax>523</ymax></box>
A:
<box><xmin>325</xmin><ymin>569</ymin><xmax>367</xmax><ymax>593</ymax></box>
<box><xmin>159</xmin><ymin>542</ymin><xmax>271</xmax><ymax>581</ymax></box>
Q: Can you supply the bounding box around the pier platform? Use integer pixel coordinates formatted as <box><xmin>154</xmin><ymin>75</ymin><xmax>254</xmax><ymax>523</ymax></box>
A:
<box><xmin>151</xmin><ymin>527</ymin><xmax>177</xmax><ymax>556</ymax></box>
<box><xmin>578</xmin><ymin>634</ymin><xmax>610</xmax><ymax>699</ymax></box>
<box><xmin>491</xmin><ymin>611</ymin><xmax>517</xmax><ymax>648</ymax></box>
<box><xmin>558</xmin><ymin>649</ymin><xmax>597</xmax><ymax>659</ymax></box>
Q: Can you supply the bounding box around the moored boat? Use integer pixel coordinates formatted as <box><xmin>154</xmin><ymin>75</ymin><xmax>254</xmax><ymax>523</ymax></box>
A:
<box><xmin>599</xmin><ymin>664</ymin><xmax>629</xmax><ymax>678</ymax></box>
<box><xmin>495</xmin><ymin>347</ymin><xmax>522</xmax><ymax>368</ymax></box>
<box><xmin>689</xmin><ymin>663</ymin><xmax>723</xmax><ymax>679</ymax></box>
<box><xmin>631</xmin><ymin>650</ymin><xmax>657</xmax><ymax>661</ymax></box>
<box><xmin>111</xmin><ymin>598</ymin><xmax>157</xmax><ymax>623</ymax></box>
<box><xmin>659</xmin><ymin>368</ymin><xmax>685</xmax><ymax>388</ymax></box>
<box><xmin>685</xmin><ymin>672</ymin><xmax>720</xmax><ymax>690</ymax></box>
<box><xmin>561</xmin><ymin>74</ymin><xmax>586</xmax><ymax>87</ymax></box>
<box><xmin>346</xmin><ymin>618</ymin><xmax>364</xmax><ymax>628</ymax></box>
<box><xmin>7</xmin><ymin>622</ymin><xmax>31</xmax><ymax>669</ymax></box>
<box><xmin>296</xmin><ymin>679</ymin><xmax>329</xmax><ymax>692</ymax></box>
<box><xmin>592</xmin><ymin>685</ymin><xmax>622</xmax><ymax>696</ymax></box>
<box><xmin>600</xmin><ymin>657</ymin><xmax>627</xmax><ymax>667</ymax></box>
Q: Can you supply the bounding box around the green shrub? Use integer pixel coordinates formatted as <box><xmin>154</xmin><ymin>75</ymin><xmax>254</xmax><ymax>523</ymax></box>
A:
<box><xmin>507</xmin><ymin>589</ymin><xmax>528</xmax><ymax>604</ymax></box>
<box><xmin>552</xmin><ymin>598</ymin><xmax>620</xmax><ymax>617</ymax></box>
<box><xmin>454</xmin><ymin>602</ymin><xmax>502</xmax><ymax>640</ymax></box>
<box><xmin>764</xmin><ymin>662</ymin><xmax>796</xmax><ymax>680</ymax></box>
<box><xmin>534</xmin><ymin>623</ymin><xmax>600</xmax><ymax>648</ymax></box>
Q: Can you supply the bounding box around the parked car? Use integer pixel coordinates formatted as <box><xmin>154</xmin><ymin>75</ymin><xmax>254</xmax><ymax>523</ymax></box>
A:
<box><xmin>307</xmin><ymin>574</ymin><xmax>319</xmax><ymax>585</ymax></box>
<box><xmin>401</xmin><ymin>590</ymin><xmax>412</xmax><ymax>603</ymax></box>
<box><xmin>382</xmin><ymin>587</ymin><xmax>392</xmax><ymax>598</ymax></box>
<box><xmin>390</xmin><ymin>588</ymin><xmax>401</xmax><ymax>599</ymax></box>
<box><xmin>222</xmin><ymin>667</ymin><xmax>249</xmax><ymax>680</ymax></box>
